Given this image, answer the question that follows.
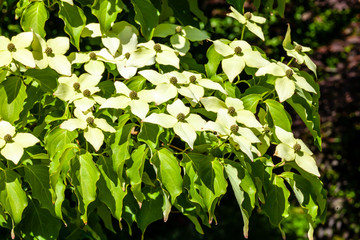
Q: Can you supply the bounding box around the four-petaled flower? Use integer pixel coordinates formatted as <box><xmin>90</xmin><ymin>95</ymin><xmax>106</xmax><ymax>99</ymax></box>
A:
<box><xmin>100</xmin><ymin>81</ymin><xmax>153</xmax><ymax>119</ymax></box>
<box><xmin>227</xmin><ymin>7</ymin><xmax>266</xmax><ymax>41</ymax></box>
<box><xmin>213</xmin><ymin>39</ymin><xmax>269</xmax><ymax>82</ymax></box>
<box><xmin>0</xmin><ymin>120</ymin><xmax>39</xmax><ymax>164</ymax></box>
<box><xmin>0</xmin><ymin>32</ymin><xmax>35</xmax><ymax>68</ymax></box>
<box><xmin>255</xmin><ymin>62</ymin><xmax>316</xmax><ymax>102</ymax></box>
<box><xmin>274</xmin><ymin>126</ymin><xmax>320</xmax><ymax>177</ymax></box>
<box><xmin>204</xmin><ymin>109</ymin><xmax>260</xmax><ymax>160</ymax></box>
<box><xmin>143</xmin><ymin>99</ymin><xmax>206</xmax><ymax>149</ymax></box>
<box><xmin>60</xmin><ymin>108</ymin><xmax>116</xmax><ymax>151</ymax></box>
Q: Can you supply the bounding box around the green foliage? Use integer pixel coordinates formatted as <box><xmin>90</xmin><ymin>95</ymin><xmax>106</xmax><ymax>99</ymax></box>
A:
<box><xmin>0</xmin><ymin>0</ymin><xmax>326</xmax><ymax>239</ymax></box>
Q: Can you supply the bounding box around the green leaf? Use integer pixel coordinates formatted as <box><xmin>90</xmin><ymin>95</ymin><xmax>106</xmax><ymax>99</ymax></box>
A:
<box><xmin>205</xmin><ymin>44</ymin><xmax>223</xmax><ymax>77</ymax></box>
<box><xmin>97</xmin><ymin>155</ymin><xmax>127</xmax><ymax>221</ymax></box>
<box><xmin>265</xmin><ymin>99</ymin><xmax>292</xmax><ymax>132</ymax></box>
<box><xmin>152</xmin><ymin>148</ymin><xmax>183</xmax><ymax>203</ymax></box>
<box><xmin>136</xmin><ymin>186</ymin><xmax>163</xmax><ymax>234</ymax></box>
<box><xmin>23</xmin><ymin>165</ymin><xmax>54</xmax><ymax>215</ymax></box>
<box><xmin>225</xmin><ymin>0</ymin><xmax>246</xmax><ymax>13</ymax></box>
<box><xmin>20</xmin><ymin>199</ymin><xmax>61</xmax><ymax>240</ymax></box>
<box><xmin>0</xmin><ymin>77</ymin><xmax>27</xmax><ymax>124</ymax></box>
<box><xmin>71</xmin><ymin>152</ymin><xmax>100</xmax><ymax>224</ymax></box>
<box><xmin>287</xmin><ymin>95</ymin><xmax>322</xmax><ymax>150</ymax></box>
<box><xmin>224</xmin><ymin>160</ymin><xmax>256</xmax><ymax>238</ymax></box>
<box><xmin>24</xmin><ymin>68</ymin><xmax>59</xmax><ymax>92</ymax></box>
<box><xmin>188</xmin><ymin>0</ymin><xmax>207</xmax><ymax>24</ymax></box>
<box><xmin>20</xmin><ymin>1</ymin><xmax>49</xmax><ymax>38</ymax></box>
<box><xmin>167</xmin><ymin>0</ymin><xmax>197</xmax><ymax>26</ymax></box>
<box><xmin>0</xmin><ymin>170</ymin><xmax>28</xmax><ymax>225</ymax></box>
<box><xmin>130</xmin><ymin>0</ymin><xmax>159</xmax><ymax>40</ymax></box>
<box><xmin>58</xmin><ymin>2</ymin><xmax>86</xmax><ymax>50</ymax></box>
<box><xmin>92</xmin><ymin>0</ymin><xmax>124</xmax><ymax>33</ymax></box>
<box><xmin>138</xmin><ymin>122</ymin><xmax>163</xmax><ymax>154</ymax></box>
<box><xmin>276</xmin><ymin>0</ymin><xmax>286</xmax><ymax>17</ymax></box>
<box><xmin>241</xmin><ymin>94</ymin><xmax>262</xmax><ymax>113</ymax></box>
<box><xmin>262</xmin><ymin>175</ymin><xmax>290</xmax><ymax>226</ymax></box>
<box><xmin>45</xmin><ymin>127</ymin><xmax>78</xmax><ymax>159</ymax></box>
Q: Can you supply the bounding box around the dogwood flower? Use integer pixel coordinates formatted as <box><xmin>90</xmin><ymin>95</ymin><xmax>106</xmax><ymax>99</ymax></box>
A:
<box><xmin>283</xmin><ymin>24</ymin><xmax>317</xmax><ymax>76</ymax></box>
<box><xmin>54</xmin><ymin>73</ymin><xmax>104</xmax><ymax>111</ymax></box>
<box><xmin>60</xmin><ymin>108</ymin><xmax>116</xmax><ymax>151</ymax></box>
<box><xmin>255</xmin><ymin>62</ymin><xmax>316</xmax><ymax>102</ymax></box>
<box><xmin>153</xmin><ymin>24</ymin><xmax>209</xmax><ymax>55</ymax></box>
<box><xmin>0</xmin><ymin>120</ymin><xmax>39</xmax><ymax>164</ymax></box>
<box><xmin>213</xmin><ymin>39</ymin><xmax>269</xmax><ymax>82</ymax></box>
<box><xmin>100</xmin><ymin>81</ymin><xmax>153</xmax><ymax>119</ymax></box>
<box><xmin>0</xmin><ymin>32</ymin><xmax>35</xmax><ymax>68</ymax></box>
<box><xmin>227</xmin><ymin>7</ymin><xmax>266</xmax><ymax>41</ymax></box>
<box><xmin>201</xmin><ymin>96</ymin><xmax>262</xmax><ymax>128</ymax></box>
<box><xmin>32</xmin><ymin>34</ymin><xmax>71</xmax><ymax>76</ymax></box>
<box><xmin>143</xmin><ymin>99</ymin><xmax>206</xmax><ymax>149</ymax></box>
<box><xmin>274</xmin><ymin>126</ymin><xmax>320</xmax><ymax>177</ymax></box>
<box><xmin>204</xmin><ymin>109</ymin><xmax>260</xmax><ymax>160</ymax></box>
<box><xmin>68</xmin><ymin>51</ymin><xmax>105</xmax><ymax>76</ymax></box>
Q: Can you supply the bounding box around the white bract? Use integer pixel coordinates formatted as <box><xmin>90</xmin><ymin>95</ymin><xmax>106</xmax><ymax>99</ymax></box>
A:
<box><xmin>32</xmin><ymin>34</ymin><xmax>71</xmax><ymax>76</ymax></box>
<box><xmin>153</xmin><ymin>23</ymin><xmax>209</xmax><ymax>55</ymax></box>
<box><xmin>201</xmin><ymin>96</ymin><xmax>262</xmax><ymax>128</ymax></box>
<box><xmin>204</xmin><ymin>109</ymin><xmax>260</xmax><ymax>160</ymax></box>
<box><xmin>0</xmin><ymin>32</ymin><xmax>35</xmax><ymax>68</ymax></box>
<box><xmin>255</xmin><ymin>62</ymin><xmax>316</xmax><ymax>102</ymax></box>
<box><xmin>100</xmin><ymin>81</ymin><xmax>153</xmax><ymax>119</ymax></box>
<box><xmin>283</xmin><ymin>24</ymin><xmax>317</xmax><ymax>76</ymax></box>
<box><xmin>54</xmin><ymin>73</ymin><xmax>104</xmax><ymax>111</ymax></box>
<box><xmin>274</xmin><ymin>126</ymin><xmax>320</xmax><ymax>177</ymax></box>
<box><xmin>213</xmin><ymin>39</ymin><xmax>269</xmax><ymax>82</ymax></box>
<box><xmin>68</xmin><ymin>51</ymin><xmax>105</xmax><ymax>76</ymax></box>
<box><xmin>133</xmin><ymin>40</ymin><xmax>179</xmax><ymax>69</ymax></box>
<box><xmin>60</xmin><ymin>108</ymin><xmax>116</xmax><ymax>151</ymax></box>
<box><xmin>0</xmin><ymin>120</ymin><xmax>39</xmax><ymax>164</ymax></box>
<box><xmin>227</xmin><ymin>7</ymin><xmax>266</xmax><ymax>41</ymax></box>
<box><xmin>143</xmin><ymin>99</ymin><xmax>206</xmax><ymax>149</ymax></box>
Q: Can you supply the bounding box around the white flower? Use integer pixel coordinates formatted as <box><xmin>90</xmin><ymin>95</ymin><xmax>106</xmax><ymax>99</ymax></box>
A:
<box><xmin>204</xmin><ymin>109</ymin><xmax>260</xmax><ymax>160</ymax></box>
<box><xmin>213</xmin><ymin>39</ymin><xmax>269</xmax><ymax>82</ymax></box>
<box><xmin>68</xmin><ymin>51</ymin><xmax>105</xmax><ymax>76</ymax></box>
<box><xmin>60</xmin><ymin>109</ymin><xmax>116</xmax><ymax>151</ymax></box>
<box><xmin>0</xmin><ymin>120</ymin><xmax>39</xmax><ymax>164</ymax></box>
<box><xmin>32</xmin><ymin>34</ymin><xmax>71</xmax><ymax>76</ymax></box>
<box><xmin>143</xmin><ymin>99</ymin><xmax>206</xmax><ymax>149</ymax></box>
<box><xmin>100</xmin><ymin>81</ymin><xmax>153</xmax><ymax>119</ymax></box>
<box><xmin>0</xmin><ymin>32</ymin><xmax>35</xmax><ymax>68</ymax></box>
<box><xmin>54</xmin><ymin>73</ymin><xmax>104</xmax><ymax>111</ymax></box>
<box><xmin>274</xmin><ymin>126</ymin><xmax>320</xmax><ymax>177</ymax></box>
<box><xmin>255</xmin><ymin>62</ymin><xmax>316</xmax><ymax>102</ymax></box>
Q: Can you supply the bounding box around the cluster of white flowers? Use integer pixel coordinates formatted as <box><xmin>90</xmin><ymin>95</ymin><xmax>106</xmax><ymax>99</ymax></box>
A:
<box><xmin>0</xmin><ymin>8</ymin><xmax>319</xmax><ymax>176</ymax></box>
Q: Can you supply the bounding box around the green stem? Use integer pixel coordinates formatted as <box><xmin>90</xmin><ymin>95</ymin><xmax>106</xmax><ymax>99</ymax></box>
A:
<box><xmin>240</xmin><ymin>25</ymin><xmax>246</xmax><ymax>40</ymax></box>
<box><xmin>287</xmin><ymin>58</ymin><xmax>294</xmax><ymax>66</ymax></box>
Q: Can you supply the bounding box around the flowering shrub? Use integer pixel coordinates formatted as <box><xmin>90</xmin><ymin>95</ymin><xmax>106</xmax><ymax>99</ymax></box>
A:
<box><xmin>0</xmin><ymin>1</ymin><xmax>326</xmax><ymax>239</ymax></box>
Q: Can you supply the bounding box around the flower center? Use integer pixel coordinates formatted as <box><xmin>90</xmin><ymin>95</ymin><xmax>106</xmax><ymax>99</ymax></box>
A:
<box><xmin>244</xmin><ymin>12</ymin><xmax>252</xmax><ymax>20</ymax></box>
<box><xmin>177</xmin><ymin>113</ymin><xmax>186</xmax><ymax>122</ymax></box>
<box><xmin>234</xmin><ymin>46</ymin><xmax>242</xmax><ymax>55</ymax></box>
<box><xmin>73</xmin><ymin>82</ymin><xmax>80</xmax><ymax>91</ymax></box>
<box><xmin>153</xmin><ymin>43</ymin><xmax>162</xmax><ymax>53</ymax></box>
<box><xmin>293</xmin><ymin>143</ymin><xmax>301</xmax><ymax>153</ymax></box>
<box><xmin>264</xmin><ymin>126</ymin><xmax>270</xmax><ymax>134</ymax></box>
<box><xmin>295</xmin><ymin>45</ymin><xmax>302</xmax><ymax>53</ymax></box>
<box><xmin>189</xmin><ymin>75</ymin><xmax>197</xmax><ymax>83</ymax></box>
<box><xmin>170</xmin><ymin>76</ymin><xmax>178</xmax><ymax>85</ymax></box>
<box><xmin>129</xmin><ymin>90</ymin><xmax>138</xmax><ymax>100</ymax></box>
<box><xmin>83</xmin><ymin>89</ymin><xmax>91</xmax><ymax>97</ymax></box>
<box><xmin>228</xmin><ymin>106</ymin><xmax>236</xmax><ymax>116</ymax></box>
<box><xmin>285</xmin><ymin>69</ymin><xmax>293</xmax><ymax>78</ymax></box>
<box><xmin>175</xmin><ymin>26</ymin><xmax>182</xmax><ymax>33</ymax></box>
<box><xmin>7</xmin><ymin>43</ymin><xmax>16</xmax><ymax>52</ymax></box>
<box><xmin>86</xmin><ymin>117</ymin><xmax>95</xmax><ymax>126</ymax></box>
<box><xmin>125</xmin><ymin>52</ymin><xmax>131</xmax><ymax>59</ymax></box>
<box><xmin>4</xmin><ymin>134</ymin><xmax>13</xmax><ymax>143</ymax></box>
<box><xmin>230</xmin><ymin>124</ymin><xmax>239</xmax><ymax>134</ymax></box>
<box><xmin>89</xmin><ymin>52</ymin><xmax>96</xmax><ymax>60</ymax></box>
<box><xmin>45</xmin><ymin>47</ymin><xmax>53</xmax><ymax>56</ymax></box>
